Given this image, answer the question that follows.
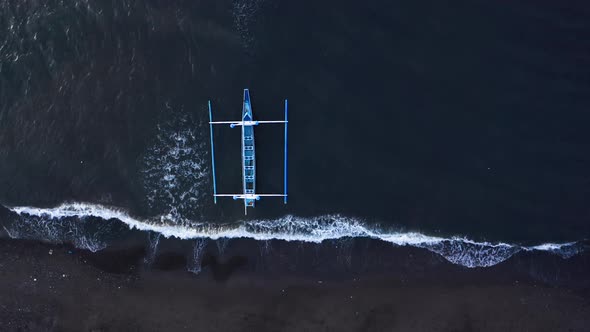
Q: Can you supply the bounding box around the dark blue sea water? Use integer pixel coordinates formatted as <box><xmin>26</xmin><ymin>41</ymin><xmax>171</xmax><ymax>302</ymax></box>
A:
<box><xmin>1</xmin><ymin>0</ymin><xmax>589</xmax><ymax>269</ymax></box>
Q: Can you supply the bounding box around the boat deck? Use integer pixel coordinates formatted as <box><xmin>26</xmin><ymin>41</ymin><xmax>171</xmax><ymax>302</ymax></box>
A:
<box><xmin>242</xmin><ymin>90</ymin><xmax>256</xmax><ymax>210</ymax></box>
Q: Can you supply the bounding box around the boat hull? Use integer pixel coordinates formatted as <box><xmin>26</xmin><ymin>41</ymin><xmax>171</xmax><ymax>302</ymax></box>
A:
<box><xmin>242</xmin><ymin>89</ymin><xmax>256</xmax><ymax>212</ymax></box>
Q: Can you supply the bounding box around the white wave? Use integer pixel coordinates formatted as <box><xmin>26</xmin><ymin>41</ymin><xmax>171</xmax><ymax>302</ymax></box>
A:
<box><xmin>3</xmin><ymin>206</ymin><xmax>108</xmax><ymax>252</ymax></box>
<box><xmin>418</xmin><ymin>240</ymin><xmax>521</xmax><ymax>268</ymax></box>
<box><xmin>523</xmin><ymin>242</ymin><xmax>585</xmax><ymax>259</ymax></box>
<box><xmin>526</xmin><ymin>242</ymin><xmax>576</xmax><ymax>251</ymax></box>
<box><xmin>5</xmin><ymin>202</ymin><xmax>586</xmax><ymax>268</ymax></box>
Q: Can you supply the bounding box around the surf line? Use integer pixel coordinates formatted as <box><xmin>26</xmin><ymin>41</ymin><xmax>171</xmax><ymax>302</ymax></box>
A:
<box><xmin>3</xmin><ymin>202</ymin><xmax>584</xmax><ymax>267</ymax></box>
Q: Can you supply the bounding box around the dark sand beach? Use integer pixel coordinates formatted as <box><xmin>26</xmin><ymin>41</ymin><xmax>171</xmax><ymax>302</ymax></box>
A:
<box><xmin>1</xmin><ymin>239</ymin><xmax>589</xmax><ymax>332</ymax></box>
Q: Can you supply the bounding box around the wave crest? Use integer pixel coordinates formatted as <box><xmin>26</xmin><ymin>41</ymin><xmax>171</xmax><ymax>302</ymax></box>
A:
<box><xmin>4</xmin><ymin>202</ymin><xmax>585</xmax><ymax>268</ymax></box>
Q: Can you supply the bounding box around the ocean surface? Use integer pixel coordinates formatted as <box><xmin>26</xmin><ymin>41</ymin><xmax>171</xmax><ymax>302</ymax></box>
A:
<box><xmin>1</xmin><ymin>0</ymin><xmax>589</xmax><ymax>270</ymax></box>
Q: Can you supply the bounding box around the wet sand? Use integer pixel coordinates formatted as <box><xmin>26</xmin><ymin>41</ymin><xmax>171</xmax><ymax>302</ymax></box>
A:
<box><xmin>0</xmin><ymin>238</ymin><xmax>589</xmax><ymax>332</ymax></box>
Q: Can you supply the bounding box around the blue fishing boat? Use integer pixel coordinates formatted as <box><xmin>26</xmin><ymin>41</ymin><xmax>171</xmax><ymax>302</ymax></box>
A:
<box><xmin>208</xmin><ymin>89</ymin><xmax>288</xmax><ymax>215</ymax></box>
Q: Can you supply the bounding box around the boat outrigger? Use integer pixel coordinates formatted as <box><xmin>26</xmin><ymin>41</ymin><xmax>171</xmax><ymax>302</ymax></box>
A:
<box><xmin>208</xmin><ymin>89</ymin><xmax>288</xmax><ymax>215</ymax></box>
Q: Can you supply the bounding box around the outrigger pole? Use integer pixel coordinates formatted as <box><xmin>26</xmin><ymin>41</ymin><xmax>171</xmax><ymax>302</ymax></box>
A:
<box><xmin>208</xmin><ymin>100</ymin><xmax>218</xmax><ymax>204</ymax></box>
<box><xmin>284</xmin><ymin>99</ymin><xmax>288</xmax><ymax>204</ymax></box>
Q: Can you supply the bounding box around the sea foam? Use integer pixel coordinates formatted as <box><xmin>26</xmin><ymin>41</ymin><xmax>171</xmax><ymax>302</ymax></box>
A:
<box><xmin>4</xmin><ymin>202</ymin><xmax>585</xmax><ymax>268</ymax></box>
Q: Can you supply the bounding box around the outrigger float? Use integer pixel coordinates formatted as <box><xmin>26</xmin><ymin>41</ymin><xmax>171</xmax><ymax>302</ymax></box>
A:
<box><xmin>208</xmin><ymin>89</ymin><xmax>288</xmax><ymax>215</ymax></box>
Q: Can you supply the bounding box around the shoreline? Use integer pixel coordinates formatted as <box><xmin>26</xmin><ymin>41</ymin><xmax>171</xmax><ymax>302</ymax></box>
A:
<box><xmin>1</xmin><ymin>238</ymin><xmax>589</xmax><ymax>331</ymax></box>
<box><xmin>2</xmin><ymin>203</ymin><xmax>587</xmax><ymax>272</ymax></box>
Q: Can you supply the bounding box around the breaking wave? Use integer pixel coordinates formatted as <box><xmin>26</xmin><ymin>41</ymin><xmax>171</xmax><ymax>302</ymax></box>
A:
<box><xmin>2</xmin><ymin>206</ymin><xmax>116</xmax><ymax>252</ymax></box>
<box><xmin>3</xmin><ymin>202</ymin><xmax>586</xmax><ymax>268</ymax></box>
